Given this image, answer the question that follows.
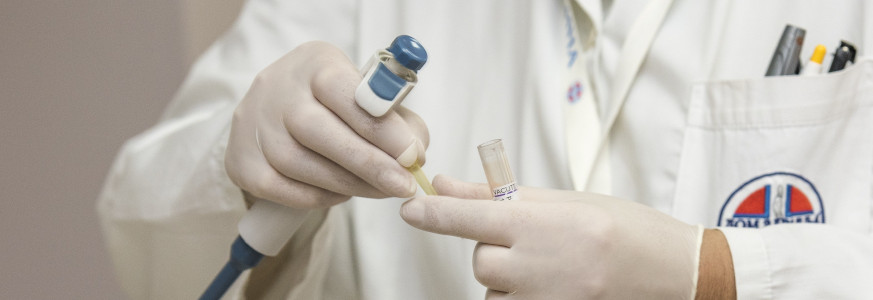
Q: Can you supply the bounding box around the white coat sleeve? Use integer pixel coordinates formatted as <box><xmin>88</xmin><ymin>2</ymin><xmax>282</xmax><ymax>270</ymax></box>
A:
<box><xmin>721</xmin><ymin>225</ymin><xmax>873</xmax><ymax>299</ymax></box>
<box><xmin>96</xmin><ymin>0</ymin><xmax>358</xmax><ymax>298</ymax></box>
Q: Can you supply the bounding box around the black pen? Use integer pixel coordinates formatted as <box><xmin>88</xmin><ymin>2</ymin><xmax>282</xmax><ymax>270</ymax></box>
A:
<box><xmin>828</xmin><ymin>40</ymin><xmax>857</xmax><ymax>72</ymax></box>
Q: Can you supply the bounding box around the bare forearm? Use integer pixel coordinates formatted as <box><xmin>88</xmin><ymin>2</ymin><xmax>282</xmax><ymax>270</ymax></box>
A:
<box><xmin>696</xmin><ymin>229</ymin><xmax>737</xmax><ymax>300</ymax></box>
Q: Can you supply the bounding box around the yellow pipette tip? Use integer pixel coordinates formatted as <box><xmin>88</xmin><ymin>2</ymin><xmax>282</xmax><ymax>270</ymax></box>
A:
<box><xmin>811</xmin><ymin>44</ymin><xmax>826</xmax><ymax>64</ymax></box>
<box><xmin>406</xmin><ymin>163</ymin><xmax>437</xmax><ymax>195</ymax></box>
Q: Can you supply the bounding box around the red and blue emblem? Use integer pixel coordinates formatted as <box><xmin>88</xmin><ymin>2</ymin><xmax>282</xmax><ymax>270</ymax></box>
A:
<box><xmin>567</xmin><ymin>81</ymin><xmax>582</xmax><ymax>104</ymax></box>
<box><xmin>718</xmin><ymin>172</ymin><xmax>824</xmax><ymax>228</ymax></box>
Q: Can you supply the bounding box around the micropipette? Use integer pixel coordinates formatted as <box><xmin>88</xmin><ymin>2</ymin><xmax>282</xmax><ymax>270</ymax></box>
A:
<box><xmin>201</xmin><ymin>35</ymin><xmax>430</xmax><ymax>299</ymax></box>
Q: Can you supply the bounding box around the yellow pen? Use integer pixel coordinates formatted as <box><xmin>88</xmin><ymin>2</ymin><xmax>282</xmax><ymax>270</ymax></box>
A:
<box><xmin>800</xmin><ymin>44</ymin><xmax>826</xmax><ymax>75</ymax></box>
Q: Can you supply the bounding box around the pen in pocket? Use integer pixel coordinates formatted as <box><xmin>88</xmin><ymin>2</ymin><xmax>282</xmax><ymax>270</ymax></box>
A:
<box><xmin>765</xmin><ymin>24</ymin><xmax>806</xmax><ymax>77</ymax></box>
<box><xmin>828</xmin><ymin>40</ymin><xmax>857</xmax><ymax>73</ymax></box>
<box><xmin>800</xmin><ymin>44</ymin><xmax>826</xmax><ymax>75</ymax></box>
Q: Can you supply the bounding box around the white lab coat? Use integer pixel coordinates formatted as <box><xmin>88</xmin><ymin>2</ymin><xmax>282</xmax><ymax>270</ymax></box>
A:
<box><xmin>98</xmin><ymin>0</ymin><xmax>873</xmax><ymax>299</ymax></box>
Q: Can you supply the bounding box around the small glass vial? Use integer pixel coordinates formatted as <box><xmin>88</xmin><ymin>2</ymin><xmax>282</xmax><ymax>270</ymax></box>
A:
<box><xmin>477</xmin><ymin>139</ymin><xmax>520</xmax><ymax>201</ymax></box>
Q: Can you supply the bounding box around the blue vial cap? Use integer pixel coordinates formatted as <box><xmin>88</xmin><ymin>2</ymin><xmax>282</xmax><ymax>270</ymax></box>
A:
<box><xmin>387</xmin><ymin>35</ymin><xmax>428</xmax><ymax>72</ymax></box>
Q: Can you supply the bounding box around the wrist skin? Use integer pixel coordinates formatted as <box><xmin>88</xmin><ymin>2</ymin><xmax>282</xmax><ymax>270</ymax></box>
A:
<box><xmin>695</xmin><ymin>229</ymin><xmax>737</xmax><ymax>300</ymax></box>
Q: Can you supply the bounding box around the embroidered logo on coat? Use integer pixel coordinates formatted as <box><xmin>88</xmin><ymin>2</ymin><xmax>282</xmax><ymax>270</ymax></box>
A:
<box><xmin>718</xmin><ymin>172</ymin><xmax>825</xmax><ymax>228</ymax></box>
<box><xmin>567</xmin><ymin>81</ymin><xmax>583</xmax><ymax>103</ymax></box>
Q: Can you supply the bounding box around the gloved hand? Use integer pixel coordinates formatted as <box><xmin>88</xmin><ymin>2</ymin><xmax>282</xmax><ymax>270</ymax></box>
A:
<box><xmin>226</xmin><ymin>41</ymin><xmax>429</xmax><ymax>209</ymax></box>
<box><xmin>400</xmin><ymin>175</ymin><xmax>706</xmax><ymax>299</ymax></box>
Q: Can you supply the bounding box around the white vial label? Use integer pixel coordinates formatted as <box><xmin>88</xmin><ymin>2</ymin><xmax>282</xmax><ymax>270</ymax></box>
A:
<box><xmin>492</xmin><ymin>182</ymin><xmax>520</xmax><ymax>201</ymax></box>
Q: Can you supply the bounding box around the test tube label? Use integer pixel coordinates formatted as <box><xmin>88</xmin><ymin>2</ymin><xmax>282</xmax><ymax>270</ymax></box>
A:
<box><xmin>492</xmin><ymin>182</ymin><xmax>520</xmax><ymax>201</ymax></box>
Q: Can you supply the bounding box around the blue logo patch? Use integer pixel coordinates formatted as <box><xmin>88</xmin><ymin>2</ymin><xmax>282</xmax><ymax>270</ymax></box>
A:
<box><xmin>718</xmin><ymin>172</ymin><xmax>825</xmax><ymax>228</ymax></box>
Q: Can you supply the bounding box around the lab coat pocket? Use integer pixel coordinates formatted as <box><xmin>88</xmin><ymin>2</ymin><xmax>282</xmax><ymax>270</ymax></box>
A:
<box><xmin>672</xmin><ymin>59</ymin><xmax>873</xmax><ymax>232</ymax></box>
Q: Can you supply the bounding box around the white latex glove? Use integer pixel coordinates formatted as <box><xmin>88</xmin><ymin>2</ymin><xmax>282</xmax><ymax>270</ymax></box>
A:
<box><xmin>400</xmin><ymin>175</ymin><xmax>705</xmax><ymax>299</ymax></box>
<box><xmin>226</xmin><ymin>41</ymin><xmax>429</xmax><ymax>208</ymax></box>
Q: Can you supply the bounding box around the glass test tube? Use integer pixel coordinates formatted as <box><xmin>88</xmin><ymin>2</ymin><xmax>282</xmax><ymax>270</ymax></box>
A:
<box><xmin>477</xmin><ymin>139</ymin><xmax>520</xmax><ymax>201</ymax></box>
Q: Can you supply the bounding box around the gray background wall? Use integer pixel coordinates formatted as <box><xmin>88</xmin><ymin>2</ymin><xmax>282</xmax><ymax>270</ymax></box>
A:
<box><xmin>1</xmin><ymin>1</ymin><xmax>243</xmax><ymax>298</ymax></box>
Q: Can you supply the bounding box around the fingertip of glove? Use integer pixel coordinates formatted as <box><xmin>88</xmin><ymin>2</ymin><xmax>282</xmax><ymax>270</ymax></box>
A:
<box><xmin>396</xmin><ymin>139</ymin><xmax>422</xmax><ymax>168</ymax></box>
<box><xmin>399</xmin><ymin>198</ymin><xmax>424</xmax><ymax>226</ymax></box>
